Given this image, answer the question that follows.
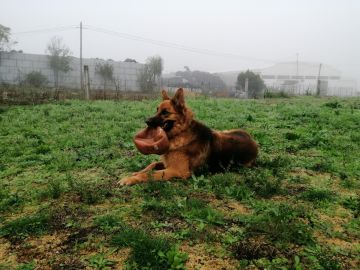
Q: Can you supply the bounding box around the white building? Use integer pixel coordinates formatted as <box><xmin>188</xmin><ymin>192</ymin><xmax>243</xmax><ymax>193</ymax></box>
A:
<box><xmin>217</xmin><ymin>62</ymin><xmax>359</xmax><ymax>97</ymax></box>
<box><xmin>256</xmin><ymin>62</ymin><xmax>358</xmax><ymax>96</ymax></box>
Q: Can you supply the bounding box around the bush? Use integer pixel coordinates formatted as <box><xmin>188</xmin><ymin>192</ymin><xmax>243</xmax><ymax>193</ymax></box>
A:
<box><xmin>264</xmin><ymin>89</ymin><xmax>290</xmax><ymax>98</ymax></box>
<box><xmin>236</xmin><ymin>70</ymin><xmax>265</xmax><ymax>98</ymax></box>
<box><xmin>23</xmin><ymin>71</ymin><xmax>48</xmax><ymax>88</ymax></box>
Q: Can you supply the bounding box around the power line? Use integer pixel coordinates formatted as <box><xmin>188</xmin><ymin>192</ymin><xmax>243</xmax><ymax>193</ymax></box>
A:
<box><xmin>13</xmin><ymin>25</ymin><xmax>77</xmax><ymax>35</ymax></box>
<box><xmin>12</xmin><ymin>24</ymin><xmax>290</xmax><ymax>64</ymax></box>
<box><xmin>83</xmin><ymin>25</ymin><xmax>279</xmax><ymax>64</ymax></box>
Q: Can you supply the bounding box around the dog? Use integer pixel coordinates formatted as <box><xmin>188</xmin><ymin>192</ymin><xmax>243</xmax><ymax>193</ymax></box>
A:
<box><xmin>118</xmin><ymin>88</ymin><xmax>258</xmax><ymax>186</ymax></box>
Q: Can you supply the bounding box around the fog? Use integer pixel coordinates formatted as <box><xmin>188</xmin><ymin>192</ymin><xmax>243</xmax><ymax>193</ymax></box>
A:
<box><xmin>1</xmin><ymin>0</ymin><xmax>359</xmax><ymax>84</ymax></box>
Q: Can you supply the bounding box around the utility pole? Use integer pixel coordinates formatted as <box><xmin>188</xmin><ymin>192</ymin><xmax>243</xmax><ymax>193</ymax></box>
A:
<box><xmin>84</xmin><ymin>65</ymin><xmax>90</xmax><ymax>99</ymax></box>
<box><xmin>296</xmin><ymin>53</ymin><xmax>299</xmax><ymax>77</ymax></box>
<box><xmin>296</xmin><ymin>53</ymin><xmax>299</xmax><ymax>94</ymax></box>
<box><xmin>316</xmin><ymin>63</ymin><xmax>322</xmax><ymax>96</ymax></box>
<box><xmin>80</xmin><ymin>21</ymin><xmax>83</xmax><ymax>92</ymax></box>
<box><xmin>245</xmin><ymin>78</ymin><xmax>249</xmax><ymax>98</ymax></box>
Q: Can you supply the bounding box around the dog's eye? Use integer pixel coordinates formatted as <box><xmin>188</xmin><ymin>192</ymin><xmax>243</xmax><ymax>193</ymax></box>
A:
<box><xmin>161</xmin><ymin>110</ymin><xmax>169</xmax><ymax>116</ymax></box>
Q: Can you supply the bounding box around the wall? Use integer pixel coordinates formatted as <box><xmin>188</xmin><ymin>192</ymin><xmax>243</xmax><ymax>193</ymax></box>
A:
<box><xmin>0</xmin><ymin>52</ymin><xmax>144</xmax><ymax>91</ymax></box>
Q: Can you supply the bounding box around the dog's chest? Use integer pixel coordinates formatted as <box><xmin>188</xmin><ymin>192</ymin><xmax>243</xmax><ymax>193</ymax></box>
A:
<box><xmin>168</xmin><ymin>133</ymin><xmax>193</xmax><ymax>150</ymax></box>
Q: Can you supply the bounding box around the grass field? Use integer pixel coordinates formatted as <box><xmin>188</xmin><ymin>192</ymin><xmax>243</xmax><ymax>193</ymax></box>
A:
<box><xmin>0</xmin><ymin>96</ymin><xmax>359</xmax><ymax>270</ymax></box>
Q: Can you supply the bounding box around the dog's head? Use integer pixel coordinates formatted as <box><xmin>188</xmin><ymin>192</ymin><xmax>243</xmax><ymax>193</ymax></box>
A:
<box><xmin>145</xmin><ymin>88</ymin><xmax>193</xmax><ymax>137</ymax></box>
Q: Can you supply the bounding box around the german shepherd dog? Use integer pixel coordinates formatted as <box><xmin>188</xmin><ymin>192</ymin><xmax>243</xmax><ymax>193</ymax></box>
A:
<box><xmin>119</xmin><ymin>88</ymin><xmax>258</xmax><ymax>186</ymax></box>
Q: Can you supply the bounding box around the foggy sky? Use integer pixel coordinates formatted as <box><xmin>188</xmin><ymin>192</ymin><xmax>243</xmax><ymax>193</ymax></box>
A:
<box><xmin>1</xmin><ymin>0</ymin><xmax>359</xmax><ymax>83</ymax></box>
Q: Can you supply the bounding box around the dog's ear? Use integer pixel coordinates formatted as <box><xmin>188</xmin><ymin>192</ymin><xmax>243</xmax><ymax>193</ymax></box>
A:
<box><xmin>161</xmin><ymin>90</ymin><xmax>170</xmax><ymax>100</ymax></box>
<box><xmin>171</xmin><ymin>88</ymin><xmax>185</xmax><ymax>112</ymax></box>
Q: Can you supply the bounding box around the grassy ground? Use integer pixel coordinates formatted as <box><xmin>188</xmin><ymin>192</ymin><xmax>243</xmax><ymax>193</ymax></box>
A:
<box><xmin>0</xmin><ymin>96</ymin><xmax>359</xmax><ymax>270</ymax></box>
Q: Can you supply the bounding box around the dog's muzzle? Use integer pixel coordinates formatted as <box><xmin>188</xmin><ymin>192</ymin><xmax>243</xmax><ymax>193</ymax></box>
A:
<box><xmin>145</xmin><ymin>116</ymin><xmax>162</xmax><ymax>128</ymax></box>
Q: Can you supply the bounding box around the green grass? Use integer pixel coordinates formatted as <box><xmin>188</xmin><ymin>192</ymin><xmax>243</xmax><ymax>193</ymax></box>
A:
<box><xmin>1</xmin><ymin>96</ymin><xmax>359</xmax><ymax>269</ymax></box>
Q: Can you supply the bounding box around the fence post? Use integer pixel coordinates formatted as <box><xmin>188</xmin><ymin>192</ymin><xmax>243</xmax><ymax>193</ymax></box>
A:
<box><xmin>245</xmin><ymin>78</ymin><xmax>249</xmax><ymax>98</ymax></box>
<box><xmin>84</xmin><ymin>65</ymin><xmax>90</xmax><ymax>100</ymax></box>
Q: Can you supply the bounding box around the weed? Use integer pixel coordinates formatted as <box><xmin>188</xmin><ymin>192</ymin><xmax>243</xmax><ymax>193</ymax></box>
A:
<box><xmin>157</xmin><ymin>246</ymin><xmax>189</xmax><ymax>270</ymax></box>
<box><xmin>302</xmin><ymin>246</ymin><xmax>343</xmax><ymax>270</ymax></box>
<box><xmin>0</xmin><ymin>211</ymin><xmax>50</xmax><ymax>241</ymax></box>
<box><xmin>236</xmin><ymin>203</ymin><xmax>314</xmax><ymax>245</ymax></box>
<box><xmin>0</xmin><ymin>187</ymin><xmax>23</xmax><ymax>212</ymax></box>
<box><xmin>39</xmin><ymin>177</ymin><xmax>66</xmax><ymax>199</ymax></box>
<box><xmin>111</xmin><ymin>225</ymin><xmax>187</xmax><ymax>269</ymax></box>
<box><xmin>93</xmin><ymin>214</ymin><xmax>122</xmax><ymax>233</ymax></box>
<box><xmin>205</xmin><ymin>173</ymin><xmax>254</xmax><ymax>200</ymax></box>
<box><xmin>67</xmin><ymin>176</ymin><xmax>113</xmax><ymax>204</ymax></box>
<box><xmin>343</xmin><ymin>217</ymin><xmax>360</xmax><ymax>238</ymax></box>
<box><xmin>87</xmin><ymin>252</ymin><xmax>116</xmax><ymax>270</ymax></box>
<box><xmin>285</xmin><ymin>131</ymin><xmax>301</xmax><ymax>140</ymax></box>
<box><xmin>243</xmin><ymin>169</ymin><xmax>283</xmax><ymax>198</ymax></box>
<box><xmin>140</xmin><ymin>180</ymin><xmax>186</xmax><ymax>200</ymax></box>
<box><xmin>15</xmin><ymin>262</ymin><xmax>36</xmax><ymax>270</ymax></box>
<box><xmin>342</xmin><ymin>195</ymin><xmax>360</xmax><ymax>217</ymax></box>
<box><xmin>323</xmin><ymin>100</ymin><xmax>342</xmax><ymax>109</ymax></box>
<box><xmin>299</xmin><ymin>188</ymin><xmax>336</xmax><ymax>203</ymax></box>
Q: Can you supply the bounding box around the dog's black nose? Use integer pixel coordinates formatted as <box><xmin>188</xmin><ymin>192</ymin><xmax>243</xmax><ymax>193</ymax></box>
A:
<box><xmin>145</xmin><ymin>117</ymin><xmax>157</xmax><ymax>127</ymax></box>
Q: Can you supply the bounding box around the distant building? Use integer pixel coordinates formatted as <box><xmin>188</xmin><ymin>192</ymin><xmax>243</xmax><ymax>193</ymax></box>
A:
<box><xmin>217</xmin><ymin>62</ymin><xmax>359</xmax><ymax>97</ymax></box>
<box><xmin>256</xmin><ymin>62</ymin><xmax>358</xmax><ymax>96</ymax></box>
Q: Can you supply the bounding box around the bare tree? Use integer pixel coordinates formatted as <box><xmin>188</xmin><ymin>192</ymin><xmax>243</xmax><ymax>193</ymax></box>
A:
<box><xmin>147</xmin><ymin>55</ymin><xmax>163</xmax><ymax>87</ymax></box>
<box><xmin>137</xmin><ymin>55</ymin><xmax>163</xmax><ymax>92</ymax></box>
<box><xmin>95</xmin><ymin>61</ymin><xmax>114</xmax><ymax>90</ymax></box>
<box><xmin>46</xmin><ymin>36</ymin><xmax>72</xmax><ymax>88</ymax></box>
<box><xmin>0</xmin><ymin>24</ymin><xmax>16</xmax><ymax>52</ymax></box>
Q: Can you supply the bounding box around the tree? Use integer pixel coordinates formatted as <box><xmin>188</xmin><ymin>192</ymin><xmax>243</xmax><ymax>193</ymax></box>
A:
<box><xmin>236</xmin><ymin>70</ymin><xmax>265</xmax><ymax>98</ymax></box>
<box><xmin>23</xmin><ymin>71</ymin><xmax>48</xmax><ymax>88</ymax></box>
<box><xmin>95</xmin><ymin>62</ymin><xmax>114</xmax><ymax>89</ymax></box>
<box><xmin>124</xmin><ymin>58</ymin><xmax>137</xmax><ymax>63</ymax></box>
<box><xmin>137</xmin><ymin>55</ymin><xmax>163</xmax><ymax>92</ymax></box>
<box><xmin>137</xmin><ymin>64</ymin><xmax>156</xmax><ymax>92</ymax></box>
<box><xmin>0</xmin><ymin>24</ymin><xmax>16</xmax><ymax>51</ymax></box>
<box><xmin>170</xmin><ymin>68</ymin><xmax>226</xmax><ymax>92</ymax></box>
<box><xmin>46</xmin><ymin>36</ymin><xmax>72</xmax><ymax>88</ymax></box>
<box><xmin>147</xmin><ymin>55</ymin><xmax>163</xmax><ymax>87</ymax></box>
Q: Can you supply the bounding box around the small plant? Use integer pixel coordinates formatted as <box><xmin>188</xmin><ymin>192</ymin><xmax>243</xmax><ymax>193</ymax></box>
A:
<box><xmin>323</xmin><ymin>100</ymin><xmax>342</xmax><ymax>109</ymax></box>
<box><xmin>299</xmin><ymin>188</ymin><xmax>336</xmax><ymax>203</ymax></box>
<box><xmin>243</xmin><ymin>169</ymin><xmax>283</xmax><ymax>198</ymax></box>
<box><xmin>302</xmin><ymin>246</ymin><xmax>343</xmax><ymax>270</ymax></box>
<box><xmin>0</xmin><ymin>211</ymin><xmax>50</xmax><ymax>240</ymax></box>
<box><xmin>67</xmin><ymin>177</ymin><xmax>113</xmax><ymax>204</ymax></box>
<box><xmin>15</xmin><ymin>262</ymin><xmax>36</xmax><ymax>270</ymax></box>
<box><xmin>111</xmin><ymin>225</ymin><xmax>187</xmax><ymax>269</ymax></box>
<box><xmin>0</xmin><ymin>187</ymin><xmax>23</xmax><ymax>212</ymax></box>
<box><xmin>284</xmin><ymin>131</ymin><xmax>301</xmax><ymax>140</ymax></box>
<box><xmin>342</xmin><ymin>195</ymin><xmax>360</xmax><ymax>217</ymax></box>
<box><xmin>44</xmin><ymin>178</ymin><xmax>65</xmax><ymax>199</ymax></box>
<box><xmin>158</xmin><ymin>246</ymin><xmax>188</xmax><ymax>270</ymax></box>
<box><xmin>87</xmin><ymin>253</ymin><xmax>116</xmax><ymax>270</ymax></box>
<box><xmin>93</xmin><ymin>214</ymin><xmax>122</xmax><ymax>233</ymax></box>
<box><xmin>236</xmin><ymin>203</ymin><xmax>314</xmax><ymax>245</ymax></box>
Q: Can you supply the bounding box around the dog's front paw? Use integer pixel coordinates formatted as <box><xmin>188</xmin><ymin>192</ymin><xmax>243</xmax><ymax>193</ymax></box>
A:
<box><xmin>118</xmin><ymin>176</ymin><xmax>137</xmax><ymax>186</ymax></box>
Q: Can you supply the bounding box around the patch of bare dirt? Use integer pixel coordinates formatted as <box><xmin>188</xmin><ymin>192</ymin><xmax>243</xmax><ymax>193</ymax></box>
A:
<box><xmin>231</xmin><ymin>236</ymin><xmax>282</xmax><ymax>260</ymax></box>
<box><xmin>11</xmin><ymin>232</ymin><xmax>85</xmax><ymax>269</ymax></box>
<box><xmin>0</xmin><ymin>239</ymin><xmax>17</xmax><ymax>266</ymax></box>
<box><xmin>211</xmin><ymin>198</ymin><xmax>252</xmax><ymax>218</ymax></box>
<box><xmin>181</xmin><ymin>242</ymin><xmax>238</xmax><ymax>270</ymax></box>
